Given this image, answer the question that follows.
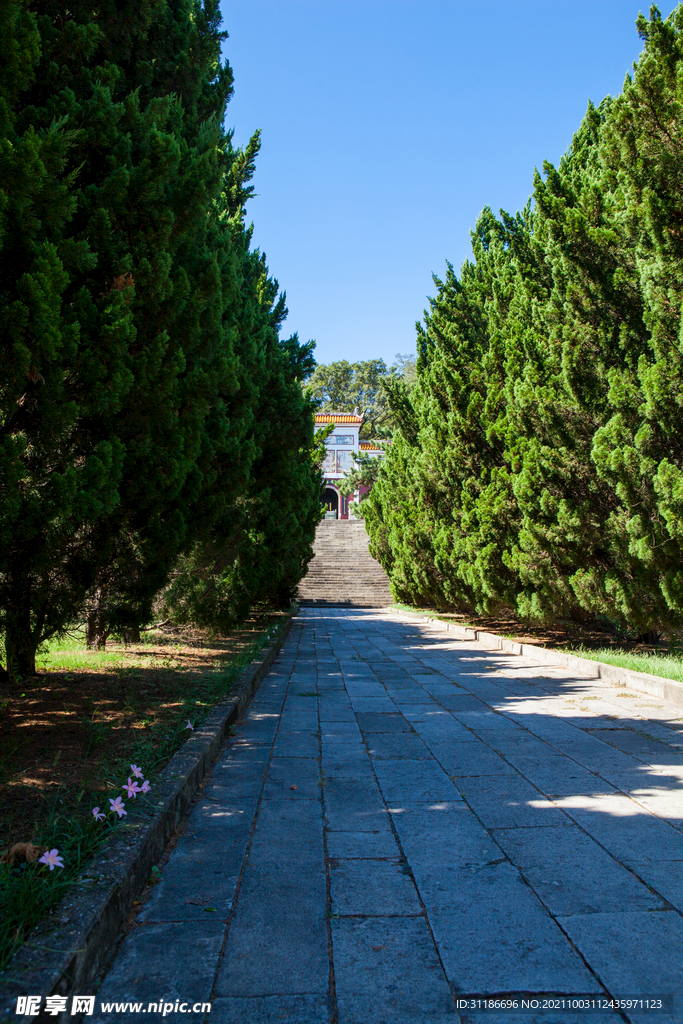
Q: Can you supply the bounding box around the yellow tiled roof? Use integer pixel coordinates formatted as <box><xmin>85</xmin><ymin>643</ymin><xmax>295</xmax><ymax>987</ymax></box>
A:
<box><xmin>358</xmin><ymin>442</ymin><xmax>384</xmax><ymax>450</ymax></box>
<box><xmin>314</xmin><ymin>413</ymin><xmax>363</xmax><ymax>424</ymax></box>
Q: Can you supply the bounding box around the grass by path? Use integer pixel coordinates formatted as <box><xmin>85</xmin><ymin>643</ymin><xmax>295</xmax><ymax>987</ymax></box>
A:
<box><xmin>563</xmin><ymin>647</ymin><xmax>683</xmax><ymax>684</ymax></box>
<box><xmin>0</xmin><ymin>614</ymin><xmax>288</xmax><ymax>970</ymax></box>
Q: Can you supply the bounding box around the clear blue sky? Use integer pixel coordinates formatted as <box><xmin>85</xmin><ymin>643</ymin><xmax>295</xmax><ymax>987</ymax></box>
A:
<box><xmin>221</xmin><ymin>0</ymin><xmax>676</xmax><ymax>366</ymax></box>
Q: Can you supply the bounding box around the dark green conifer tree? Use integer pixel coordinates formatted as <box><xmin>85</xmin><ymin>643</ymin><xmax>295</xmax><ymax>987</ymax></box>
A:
<box><xmin>366</xmin><ymin>3</ymin><xmax>683</xmax><ymax>634</ymax></box>
<box><xmin>364</xmin><ymin>211</ymin><xmax>529</xmax><ymax>614</ymax></box>
<box><xmin>1</xmin><ymin>1</ymin><xmax>315</xmax><ymax>676</ymax></box>
<box><xmin>587</xmin><ymin>5</ymin><xmax>683</xmax><ymax>631</ymax></box>
<box><xmin>162</xmin><ymin>292</ymin><xmax>322</xmax><ymax>630</ymax></box>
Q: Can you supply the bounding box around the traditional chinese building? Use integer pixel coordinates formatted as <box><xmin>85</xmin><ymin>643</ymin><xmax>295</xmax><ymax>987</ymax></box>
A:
<box><xmin>316</xmin><ymin>412</ymin><xmax>384</xmax><ymax>519</ymax></box>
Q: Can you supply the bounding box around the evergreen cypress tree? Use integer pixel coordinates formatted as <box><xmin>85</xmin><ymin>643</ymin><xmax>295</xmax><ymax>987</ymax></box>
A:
<box><xmin>1</xmin><ymin>1</ymin><xmax>312</xmax><ymax>676</ymax></box>
<box><xmin>364</xmin><ymin>211</ymin><xmax>529</xmax><ymax>614</ymax></box>
<box><xmin>588</xmin><ymin>5</ymin><xmax>683</xmax><ymax>631</ymax></box>
<box><xmin>162</xmin><ymin>269</ymin><xmax>322</xmax><ymax>630</ymax></box>
<box><xmin>366</xmin><ymin>3</ymin><xmax>683</xmax><ymax>634</ymax></box>
<box><xmin>0</xmin><ymin>0</ymin><xmax>125</xmax><ymax>675</ymax></box>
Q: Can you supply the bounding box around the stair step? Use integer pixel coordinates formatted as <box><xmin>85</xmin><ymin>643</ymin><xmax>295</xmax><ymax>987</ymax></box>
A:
<box><xmin>297</xmin><ymin>520</ymin><xmax>393</xmax><ymax>607</ymax></box>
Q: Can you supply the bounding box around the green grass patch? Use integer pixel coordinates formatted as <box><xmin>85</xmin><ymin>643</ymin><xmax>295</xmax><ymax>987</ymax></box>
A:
<box><xmin>562</xmin><ymin>646</ymin><xmax>683</xmax><ymax>684</ymax></box>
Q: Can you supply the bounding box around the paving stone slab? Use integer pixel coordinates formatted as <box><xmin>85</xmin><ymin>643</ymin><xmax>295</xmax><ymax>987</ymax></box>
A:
<box><xmin>365</xmin><ymin>731</ymin><xmax>433</xmax><ymax>760</ymax></box>
<box><xmin>390</xmin><ymin>802</ymin><xmax>502</xmax><ymax>869</ymax></box>
<box><xmin>356</xmin><ymin>712</ymin><xmax>414</xmax><ymax>733</ymax></box>
<box><xmin>499</xmin><ymin>754</ymin><xmax>612</xmax><ymax>798</ymax></box>
<box><xmin>318</xmin><ymin>708</ymin><xmax>358</xmax><ymax>722</ymax></box>
<box><xmin>279</xmin><ymin>711</ymin><xmax>319</xmax><ymax>731</ymax></box>
<box><xmin>331</xmin><ymin>917</ymin><xmax>458</xmax><ymax>1024</ymax></box>
<box><xmin>184</xmin><ymin>797</ymin><xmax>257</xmax><ymax>833</ymax></box>
<box><xmin>421</xmin><ymin>861</ymin><xmax>601</xmax><ymax>995</ymax></box>
<box><xmin>628</xmin><ymin>859</ymin><xmax>683</xmax><ymax>911</ymax></box>
<box><xmin>543</xmin><ymin>736</ymin><xmax>645</xmax><ymax>776</ymax></box>
<box><xmin>344</xmin><ymin>684</ymin><xmax>388</xmax><ymax>698</ymax></box>
<box><xmin>324</xmin><ymin>776</ymin><xmax>392</xmax><ymax>831</ymax></box>
<box><xmin>585</xmin><ymin>727</ymin><xmax>677</xmax><ymax>758</ymax></box>
<box><xmin>422</xmin><ymin>685</ymin><xmax>477</xmax><ymax>702</ymax></box>
<box><xmin>325</xmin><ymin>829</ymin><xmax>402</xmax><ymax>859</ymax></box>
<box><xmin>231</xmin><ymin>712</ymin><xmax>282</xmax><ymax>744</ymax></box>
<box><xmin>320</xmin><ymin>738</ymin><xmax>368</xmax><ymax>771</ymax></box>
<box><xmin>393</xmin><ymin>702</ymin><xmax>447</xmax><ymax>717</ymax></box>
<box><xmin>94</xmin><ymin>921</ymin><xmax>225</xmax><ymax>1022</ymax></box>
<box><xmin>412</xmin><ymin>722</ymin><xmax>484</xmax><ymax>748</ymax></box>
<box><xmin>456</xmin><ymin>775</ymin><xmax>571</xmax><ymax>829</ymax></box>
<box><xmin>215</xmin><ymin>799</ymin><xmax>328</xmax><ymax>998</ymax></box>
<box><xmin>558</xmin><ymin>796</ymin><xmax>683</xmax><ymax>865</ymax></box>
<box><xmin>373</xmin><ymin>760</ymin><xmax>458</xmax><ymax>803</ymax></box>
<box><xmin>198</xmin><ymin>759</ymin><xmax>269</xmax><ymax>799</ymax></box>
<box><xmin>209</xmin><ymin>994</ymin><xmax>331</xmax><ymax>1024</ymax></box>
<box><xmin>427</xmin><ymin>740</ymin><xmax>516</xmax><ymax>778</ymax></box>
<box><xmin>272</xmin><ymin>729</ymin><xmax>320</xmax><ymax>758</ymax></box>
<box><xmin>319</xmin><ymin>721</ymin><xmax>361</xmax><ymax>736</ymax></box>
<box><xmin>330</xmin><ymin>858</ymin><xmax>423</xmax><ymax>916</ymax></box>
<box><xmin>491</xmin><ymin>825</ymin><xmax>664</xmax><ymax>916</ymax></box>
<box><xmin>467</xmin><ymin>728</ymin><xmax>560</xmax><ymax>759</ymax></box>
<box><xmin>320</xmin><ymin>733</ymin><xmax>366</xmax><ymax>752</ymax></box>
<box><xmin>138</xmin><ymin>810</ymin><xmax>254</xmax><ymax>922</ymax></box>
<box><xmin>347</xmin><ymin>696</ymin><xmax>398</xmax><ymax>713</ymax></box>
<box><xmin>557</xmin><ymin>911</ymin><xmax>683</xmax><ymax>1024</ymax></box>
<box><xmin>263</xmin><ymin>757</ymin><xmax>322</xmax><ymax>801</ymax></box>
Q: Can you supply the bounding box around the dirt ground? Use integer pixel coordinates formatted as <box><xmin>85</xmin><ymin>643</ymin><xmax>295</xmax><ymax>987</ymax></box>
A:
<box><xmin>0</xmin><ymin>615</ymin><xmax>281</xmax><ymax>852</ymax></box>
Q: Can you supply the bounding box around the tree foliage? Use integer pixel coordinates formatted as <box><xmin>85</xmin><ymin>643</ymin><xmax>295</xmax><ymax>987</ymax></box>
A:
<box><xmin>364</xmin><ymin>4</ymin><xmax>683</xmax><ymax>633</ymax></box>
<box><xmin>0</xmin><ymin>0</ymin><xmax>320</xmax><ymax>678</ymax></box>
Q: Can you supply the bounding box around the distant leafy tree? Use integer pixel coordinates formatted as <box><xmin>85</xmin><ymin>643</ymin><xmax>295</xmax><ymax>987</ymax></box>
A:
<box><xmin>304</xmin><ymin>355</ymin><xmax>415</xmax><ymax>438</ymax></box>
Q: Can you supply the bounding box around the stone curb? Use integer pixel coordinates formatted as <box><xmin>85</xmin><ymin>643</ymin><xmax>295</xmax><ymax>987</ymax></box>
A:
<box><xmin>388</xmin><ymin>606</ymin><xmax>683</xmax><ymax>708</ymax></box>
<box><xmin>0</xmin><ymin>615</ymin><xmax>294</xmax><ymax>1023</ymax></box>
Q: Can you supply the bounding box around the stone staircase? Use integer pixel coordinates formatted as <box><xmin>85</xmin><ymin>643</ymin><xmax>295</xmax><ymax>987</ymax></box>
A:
<box><xmin>297</xmin><ymin>519</ymin><xmax>394</xmax><ymax>607</ymax></box>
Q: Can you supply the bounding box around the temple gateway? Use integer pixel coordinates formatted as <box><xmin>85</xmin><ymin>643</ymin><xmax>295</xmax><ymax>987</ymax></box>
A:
<box><xmin>316</xmin><ymin>412</ymin><xmax>384</xmax><ymax>519</ymax></box>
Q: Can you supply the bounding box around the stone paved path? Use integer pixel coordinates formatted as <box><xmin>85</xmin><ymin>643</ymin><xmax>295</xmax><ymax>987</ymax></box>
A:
<box><xmin>95</xmin><ymin>609</ymin><xmax>683</xmax><ymax>1024</ymax></box>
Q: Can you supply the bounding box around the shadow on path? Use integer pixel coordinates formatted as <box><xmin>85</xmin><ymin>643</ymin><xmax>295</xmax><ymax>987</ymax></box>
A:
<box><xmin>92</xmin><ymin>608</ymin><xmax>683</xmax><ymax>1024</ymax></box>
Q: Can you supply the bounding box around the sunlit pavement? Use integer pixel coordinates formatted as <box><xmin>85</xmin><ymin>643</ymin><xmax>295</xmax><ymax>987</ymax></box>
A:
<box><xmin>94</xmin><ymin>609</ymin><xmax>683</xmax><ymax>1024</ymax></box>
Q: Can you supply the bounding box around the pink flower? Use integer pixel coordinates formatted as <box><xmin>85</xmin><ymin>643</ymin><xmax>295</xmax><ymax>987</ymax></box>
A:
<box><xmin>92</xmin><ymin>807</ymin><xmax>105</xmax><ymax>822</ymax></box>
<box><xmin>39</xmin><ymin>849</ymin><xmax>64</xmax><ymax>871</ymax></box>
<box><xmin>140</xmin><ymin>779</ymin><xmax>151</xmax><ymax>794</ymax></box>
<box><xmin>122</xmin><ymin>778</ymin><xmax>140</xmax><ymax>798</ymax></box>
<box><xmin>130</xmin><ymin>764</ymin><xmax>144</xmax><ymax>779</ymax></box>
<box><xmin>186</xmin><ymin>720</ymin><xmax>194</xmax><ymax>731</ymax></box>
<box><xmin>109</xmin><ymin>796</ymin><xmax>127</xmax><ymax>818</ymax></box>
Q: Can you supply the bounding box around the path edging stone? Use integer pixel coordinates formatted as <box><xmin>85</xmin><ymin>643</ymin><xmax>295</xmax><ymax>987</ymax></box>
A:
<box><xmin>0</xmin><ymin>616</ymin><xmax>293</xmax><ymax>1023</ymax></box>
<box><xmin>387</xmin><ymin>606</ymin><xmax>683</xmax><ymax>708</ymax></box>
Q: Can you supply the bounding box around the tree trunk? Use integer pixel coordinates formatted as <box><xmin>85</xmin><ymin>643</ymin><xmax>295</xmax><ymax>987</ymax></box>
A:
<box><xmin>85</xmin><ymin>589</ymin><xmax>107</xmax><ymax>649</ymax></box>
<box><xmin>5</xmin><ymin>584</ymin><xmax>37</xmax><ymax>680</ymax></box>
<box><xmin>122</xmin><ymin>624</ymin><xmax>141</xmax><ymax>644</ymax></box>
